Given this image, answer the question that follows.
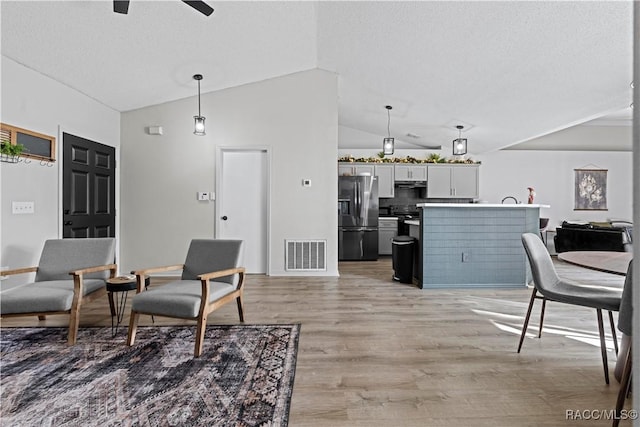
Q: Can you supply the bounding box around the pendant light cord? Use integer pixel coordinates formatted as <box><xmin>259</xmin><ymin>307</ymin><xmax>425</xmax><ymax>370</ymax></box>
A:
<box><xmin>387</xmin><ymin>108</ymin><xmax>391</xmax><ymax>137</ymax></box>
<box><xmin>197</xmin><ymin>79</ymin><xmax>202</xmax><ymax>116</ymax></box>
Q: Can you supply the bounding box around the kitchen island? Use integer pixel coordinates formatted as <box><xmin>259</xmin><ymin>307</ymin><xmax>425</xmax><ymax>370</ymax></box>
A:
<box><xmin>414</xmin><ymin>203</ymin><xmax>549</xmax><ymax>289</ymax></box>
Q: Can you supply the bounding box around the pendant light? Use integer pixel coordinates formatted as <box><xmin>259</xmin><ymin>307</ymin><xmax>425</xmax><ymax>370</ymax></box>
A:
<box><xmin>452</xmin><ymin>125</ymin><xmax>467</xmax><ymax>155</ymax></box>
<box><xmin>383</xmin><ymin>105</ymin><xmax>394</xmax><ymax>155</ymax></box>
<box><xmin>193</xmin><ymin>74</ymin><xmax>206</xmax><ymax>136</ymax></box>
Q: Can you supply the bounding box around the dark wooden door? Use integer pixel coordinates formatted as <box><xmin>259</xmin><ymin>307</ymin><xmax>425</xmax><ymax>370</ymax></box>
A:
<box><xmin>62</xmin><ymin>133</ymin><xmax>115</xmax><ymax>238</ymax></box>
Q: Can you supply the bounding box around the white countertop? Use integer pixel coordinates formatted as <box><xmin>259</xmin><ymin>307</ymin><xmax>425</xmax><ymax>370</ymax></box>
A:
<box><xmin>416</xmin><ymin>203</ymin><xmax>550</xmax><ymax>208</ymax></box>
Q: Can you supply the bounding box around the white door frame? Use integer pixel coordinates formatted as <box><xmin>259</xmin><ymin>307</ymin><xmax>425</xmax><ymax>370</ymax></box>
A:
<box><xmin>215</xmin><ymin>146</ymin><xmax>271</xmax><ymax>275</ymax></box>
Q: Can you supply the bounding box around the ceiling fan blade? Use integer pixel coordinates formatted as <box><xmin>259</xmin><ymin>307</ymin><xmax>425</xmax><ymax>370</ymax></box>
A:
<box><xmin>113</xmin><ymin>0</ymin><xmax>130</xmax><ymax>14</ymax></box>
<box><xmin>182</xmin><ymin>0</ymin><xmax>214</xmax><ymax>16</ymax></box>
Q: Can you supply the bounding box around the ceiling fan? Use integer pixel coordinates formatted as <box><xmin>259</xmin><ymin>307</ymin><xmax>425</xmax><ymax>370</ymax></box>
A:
<box><xmin>114</xmin><ymin>1</ymin><xmax>214</xmax><ymax>17</ymax></box>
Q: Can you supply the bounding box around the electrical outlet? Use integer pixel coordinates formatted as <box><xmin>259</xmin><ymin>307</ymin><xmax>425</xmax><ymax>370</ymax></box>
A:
<box><xmin>12</xmin><ymin>201</ymin><xmax>35</xmax><ymax>214</ymax></box>
<box><xmin>197</xmin><ymin>192</ymin><xmax>209</xmax><ymax>201</ymax></box>
<box><xmin>462</xmin><ymin>252</ymin><xmax>470</xmax><ymax>262</ymax></box>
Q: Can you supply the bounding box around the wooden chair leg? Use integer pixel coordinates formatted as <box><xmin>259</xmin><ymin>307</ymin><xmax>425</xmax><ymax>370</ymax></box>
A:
<box><xmin>518</xmin><ymin>288</ymin><xmax>537</xmax><ymax>353</ymax></box>
<box><xmin>596</xmin><ymin>309</ymin><xmax>610</xmax><ymax>385</ymax></box>
<box><xmin>237</xmin><ymin>295</ymin><xmax>245</xmax><ymax>322</ymax></box>
<box><xmin>67</xmin><ymin>295</ymin><xmax>84</xmax><ymax>346</ymax></box>
<box><xmin>195</xmin><ymin>315</ymin><xmax>208</xmax><ymax>357</ymax></box>
<box><xmin>67</xmin><ymin>313</ymin><xmax>80</xmax><ymax>346</ymax></box>
<box><xmin>127</xmin><ymin>311</ymin><xmax>140</xmax><ymax>347</ymax></box>
<box><xmin>608</xmin><ymin>311</ymin><xmax>618</xmax><ymax>356</ymax></box>
<box><xmin>613</xmin><ymin>347</ymin><xmax>632</xmax><ymax>427</ymax></box>
<box><xmin>538</xmin><ymin>297</ymin><xmax>547</xmax><ymax>338</ymax></box>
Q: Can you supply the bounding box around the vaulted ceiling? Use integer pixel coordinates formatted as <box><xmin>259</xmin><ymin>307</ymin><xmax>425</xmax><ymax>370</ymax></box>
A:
<box><xmin>1</xmin><ymin>1</ymin><xmax>634</xmax><ymax>154</ymax></box>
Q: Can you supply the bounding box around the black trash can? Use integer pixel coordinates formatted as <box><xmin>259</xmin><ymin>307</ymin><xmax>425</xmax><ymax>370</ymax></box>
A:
<box><xmin>392</xmin><ymin>235</ymin><xmax>415</xmax><ymax>283</ymax></box>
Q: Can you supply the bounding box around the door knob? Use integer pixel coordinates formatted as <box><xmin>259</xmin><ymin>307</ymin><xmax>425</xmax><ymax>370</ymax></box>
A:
<box><xmin>221</xmin><ymin>216</ymin><xmax>228</xmax><ymax>221</ymax></box>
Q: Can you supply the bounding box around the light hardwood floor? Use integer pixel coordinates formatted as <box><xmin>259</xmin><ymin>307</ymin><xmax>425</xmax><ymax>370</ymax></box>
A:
<box><xmin>1</xmin><ymin>258</ymin><xmax>632</xmax><ymax>426</ymax></box>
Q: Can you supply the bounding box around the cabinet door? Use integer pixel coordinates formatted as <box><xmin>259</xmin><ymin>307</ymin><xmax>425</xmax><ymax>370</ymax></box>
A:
<box><xmin>338</xmin><ymin>164</ymin><xmax>355</xmax><ymax>176</ymax></box>
<box><xmin>378</xmin><ymin>228</ymin><xmax>396</xmax><ymax>255</ymax></box>
<box><xmin>409</xmin><ymin>165</ymin><xmax>427</xmax><ymax>181</ymax></box>
<box><xmin>374</xmin><ymin>164</ymin><xmax>394</xmax><ymax>198</ymax></box>
<box><xmin>452</xmin><ymin>166</ymin><xmax>479</xmax><ymax>198</ymax></box>
<box><xmin>355</xmin><ymin>164</ymin><xmax>375</xmax><ymax>176</ymax></box>
<box><xmin>427</xmin><ymin>166</ymin><xmax>452</xmax><ymax>198</ymax></box>
<box><xmin>395</xmin><ymin>165</ymin><xmax>427</xmax><ymax>181</ymax></box>
<box><xmin>338</xmin><ymin>163</ymin><xmax>374</xmax><ymax>176</ymax></box>
<box><xmin>394</xmin><ymin>165</ymin><xmax>411</xmax><ymax>181</ymax></box>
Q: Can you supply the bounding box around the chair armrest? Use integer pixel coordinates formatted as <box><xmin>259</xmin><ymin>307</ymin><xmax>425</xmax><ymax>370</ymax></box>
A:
<box><xmin>131</xmin><ymin>264</ymin><xmax>185</xmax><ymax>292</ymax></box>
<box><xmin>69</xmin><ymin>263</ymin><xmax>117</xmax><ymax>297</ymax></box>
<box><xmin>198</xmin><ymin>267</ymin><xmax>246</xmax><ymax>283</ymax></box>
<box><xmin>1</xmin><ymin>266</ymin><xmax>38</xmax><ymax>276</ymax></box>
<box><xmin>198</xmin><ymin>267</ymin><xmax>246</xmax><ymax>312</ymax></box>
<box><xmin>69</xmin><ymin>263</ymin><xmax>118</xmax><ymax>277</ymax></box>
<box><xmin>132</xmin><ymin>264</ymin><xmax>185</xmax><ymax>276</ymax></box>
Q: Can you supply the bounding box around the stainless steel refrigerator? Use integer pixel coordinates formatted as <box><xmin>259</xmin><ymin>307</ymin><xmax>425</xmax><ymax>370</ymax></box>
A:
<box><xmin>338</xmin><ymin>175</ymin><xmax>379</xmax><ymax>260</ymax></box>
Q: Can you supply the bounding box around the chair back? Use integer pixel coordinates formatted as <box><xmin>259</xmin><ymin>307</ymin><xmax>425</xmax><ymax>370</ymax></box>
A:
<box><xmin>181</xmin><ymin>239</ymin><xmax>244</xmax><ymax>284</ymax></box>
<box><xmin>618</xmin><ymin>261</ymin><xmax>633</xmax><ymax>336</ymax></box>
<box><xmin>522</xmin><ymin>233</ymin><xmax>560</xmax><ymax>293</ymax></box>
<box><xmin>35</xmin><ymin>238</ymin><xmax>115</xmax><ymax>281</ymax></box>
<box><xmin>539</xmin><ymin>218</ymin><xmax>550</xmax><ymax>231</ymax></box>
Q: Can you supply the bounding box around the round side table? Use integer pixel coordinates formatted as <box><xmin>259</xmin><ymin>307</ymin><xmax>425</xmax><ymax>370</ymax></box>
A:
<box><xmin>106</xmin><ymin>276</ymin><xmax>150</xmax><ymax>337</ymax></box>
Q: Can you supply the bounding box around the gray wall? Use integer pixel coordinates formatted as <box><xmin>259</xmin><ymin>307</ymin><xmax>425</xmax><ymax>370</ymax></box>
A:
<box><xmin>1</xmin><ymin>56</ymin><xmax>120</xmax><ymax>286</ymax></box>
<box><xmin>120</xmin><ymin>69</ymin><xmax>339</xmax><ymax>276</ymax></box>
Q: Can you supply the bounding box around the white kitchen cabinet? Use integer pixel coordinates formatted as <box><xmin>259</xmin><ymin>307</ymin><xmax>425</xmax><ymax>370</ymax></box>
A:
<box><xmin>394</xmin><ymin>164</ymin><xmax>427</xmax><ymax>181</ymax></box>
<box><xmin>427</xmin><ymin>164</ymin><xmax>479</xmax><ymax>199</ymax></box>
<box><xmin>338</xmin><ymin>163</ymin><xmax>374</xmax><ymax>177</ymax></box>
<box><xmin>378</xmin><ymin>217</ymin><xmax>398</xmax><ymax>255</ymax></box>
<box><xmin>374</xmin><ymin>164</ymin><xmax>394</xmax><ymax>198</ymax></box>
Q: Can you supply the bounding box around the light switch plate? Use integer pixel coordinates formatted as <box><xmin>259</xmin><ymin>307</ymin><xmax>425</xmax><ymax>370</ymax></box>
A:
<box><xmin>12</xmin><ymin>201</ymin><xmax>35</xmax><ymax>214</ymax></box>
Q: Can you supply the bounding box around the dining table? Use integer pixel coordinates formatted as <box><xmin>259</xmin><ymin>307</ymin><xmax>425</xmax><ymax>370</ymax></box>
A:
<box><xmin>557</xmin><ymin>250</ymin><xmax>633</xmax><ymax>383</ymax></box>
<box><xmin>557</xmin><ymin>251</ymin><xmax>632</xmax><ymax>276</ymax></box>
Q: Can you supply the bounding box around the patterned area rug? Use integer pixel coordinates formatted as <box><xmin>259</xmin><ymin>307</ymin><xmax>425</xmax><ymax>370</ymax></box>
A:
<box><xmin>1</xmin><ymin>324</ymin><xmax>300</xmax><ymax>426</ymax></box>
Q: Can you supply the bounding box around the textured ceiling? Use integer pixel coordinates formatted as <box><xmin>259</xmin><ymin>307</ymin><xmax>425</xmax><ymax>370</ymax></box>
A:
<box><xmin>1</xmin><ymin>1</ymin><xmax>634</xmax><ymax>154</ymax></box>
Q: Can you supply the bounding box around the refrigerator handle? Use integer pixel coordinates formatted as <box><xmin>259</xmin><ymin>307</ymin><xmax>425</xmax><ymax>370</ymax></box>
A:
<box><xmin>355</xmin><ymin>180</ymin><xmax>361</xmax><ymax>218</ymax></box>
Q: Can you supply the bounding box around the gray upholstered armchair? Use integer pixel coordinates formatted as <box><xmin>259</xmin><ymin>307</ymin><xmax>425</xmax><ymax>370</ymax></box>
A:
<box><xmin>126</xmin><ymin>239</ymin><xmax>246</xmax><ymax>357</ymax></box>
<box><xmin>0</xmin><ymin>238</ymin><xmax>117</xmax><ymax>345</ymax></box>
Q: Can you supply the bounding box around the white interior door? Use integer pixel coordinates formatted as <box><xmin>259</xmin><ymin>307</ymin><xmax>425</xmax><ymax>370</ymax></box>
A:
<box><xmin>216</xmin><ymin>148</ymin><xmax>269</xmax><ymax>274</ymax></box>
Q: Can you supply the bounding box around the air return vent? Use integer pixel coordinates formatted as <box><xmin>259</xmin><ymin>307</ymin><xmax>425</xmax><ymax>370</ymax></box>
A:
<box><xmin>285</xmin><ymin>240</ymin><xmax>326</xmax><ymax>271</ymax></box>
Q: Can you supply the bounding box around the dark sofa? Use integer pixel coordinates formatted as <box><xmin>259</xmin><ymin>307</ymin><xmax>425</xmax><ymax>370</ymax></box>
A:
<box><xmin>554</xmin><ymin>221</ymin><xmax>633</xmax><ymax>253</ymax></box>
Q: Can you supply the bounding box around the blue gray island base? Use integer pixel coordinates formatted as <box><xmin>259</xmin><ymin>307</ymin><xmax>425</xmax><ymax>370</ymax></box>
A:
<box><xmin>415</xmin><ymin>204</ymin><xmax>546</xmax><ymax>289</ymax></box>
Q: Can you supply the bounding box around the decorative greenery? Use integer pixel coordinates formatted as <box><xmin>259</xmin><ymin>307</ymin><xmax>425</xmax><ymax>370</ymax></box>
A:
<box><xmin>426</xmin><ymin>153</ymin><xmax>446</xmax><ymax>163</ymax></box>
<box><xmin>1</xmin><ymin>141</ymin><xmax>24</xmax><ymax>157</ymax></box>
<box><xmin>338</xmin><ymin>155</ymin><xmax>480</xmax><ymax>164</ymax></box>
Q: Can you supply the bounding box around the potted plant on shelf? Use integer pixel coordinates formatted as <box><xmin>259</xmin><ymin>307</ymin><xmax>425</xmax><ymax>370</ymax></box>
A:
<box><xmin>1</xmin><ymin>140</ymin><xmax>24</xmax><ymax>163</ymax></box>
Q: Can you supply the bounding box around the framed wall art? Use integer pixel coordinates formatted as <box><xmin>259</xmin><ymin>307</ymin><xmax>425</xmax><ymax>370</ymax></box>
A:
<box><xmin>574</xmin><ymin>167</ymin><xmax>607</xmax><ymax>211</ymax></box>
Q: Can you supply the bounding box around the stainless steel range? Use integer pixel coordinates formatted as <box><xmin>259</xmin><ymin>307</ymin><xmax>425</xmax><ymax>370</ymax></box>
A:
<box><xmin>389</xmin><ymin>205</ymin><xmax>420</xmax><ymax>236</ymax></box>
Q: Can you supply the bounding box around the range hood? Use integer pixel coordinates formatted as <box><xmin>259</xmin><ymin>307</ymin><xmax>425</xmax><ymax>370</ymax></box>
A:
<box><xmin>394</xmin><ymin>181</ymin><xmax>427</xmax><ymax>188</ymax></box>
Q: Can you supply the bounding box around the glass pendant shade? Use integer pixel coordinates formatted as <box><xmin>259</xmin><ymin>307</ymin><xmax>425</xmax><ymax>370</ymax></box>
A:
<box><xmin>382</xmin><ymin>105</ymin><xmax>394</xmax><ymax>155</ymax></box>
<box><xmin>383</xmin><ymin>137</ymin><xmax>394</xmax><ymax>155</ymax></box>
<box><xmin>453</xmin><ymin>137</ymin><xmax>467</xmax><ymax>155</ymax></box>
<box><xmin>194</xmin><ymin>116</ymin><xmax>206</xmax><ymax>136</ymax></box>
